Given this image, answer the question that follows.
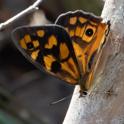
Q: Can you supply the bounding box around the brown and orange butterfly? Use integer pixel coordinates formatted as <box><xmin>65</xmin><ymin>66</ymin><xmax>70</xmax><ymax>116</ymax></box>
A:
<box><xmin>12</xmin><ymin>10</ymin><xmax>110</xmax><ymax>96</ymax></box>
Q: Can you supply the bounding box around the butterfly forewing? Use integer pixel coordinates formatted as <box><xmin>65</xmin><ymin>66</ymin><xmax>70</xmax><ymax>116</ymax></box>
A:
<box><xmin>12</xmin><ymin>25</ymin><xmax>80</xmax><ymax>85</ymax></box>
<box><xmin>56</xmin><ymin>10</ymin><xmax>109</xmax><ymax>90</ymax></box>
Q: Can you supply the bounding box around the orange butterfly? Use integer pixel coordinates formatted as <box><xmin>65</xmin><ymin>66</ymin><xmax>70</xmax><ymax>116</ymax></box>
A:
<box><xmin>12</xmin><ymin>10</ymin><xmax>110</xmax><ymax>96</ymax></box>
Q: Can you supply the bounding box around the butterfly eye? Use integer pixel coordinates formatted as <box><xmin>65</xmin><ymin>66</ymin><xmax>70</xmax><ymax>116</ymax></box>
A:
<box><xmin>85</xmin><ymin>28</ymin><xmax>94</xmax><ymax>37</ymax></box>
<box><xmin>27</xmin><ymin>42</ymin><xmax>34</xmax><ymax>50</ymax></box>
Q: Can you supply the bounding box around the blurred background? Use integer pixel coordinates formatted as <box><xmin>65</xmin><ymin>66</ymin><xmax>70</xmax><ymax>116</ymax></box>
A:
<box><xmin>0</xmin><ymin>0</ymin><xmax>104</xmax><ymax>124</ymax></box>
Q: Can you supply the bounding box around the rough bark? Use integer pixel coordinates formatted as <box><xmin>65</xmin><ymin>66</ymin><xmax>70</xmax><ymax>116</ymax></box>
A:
<box><xmin>63</xmin><ymin>0</ymin><xmax>124</xmax><ymax>124</ymax></box>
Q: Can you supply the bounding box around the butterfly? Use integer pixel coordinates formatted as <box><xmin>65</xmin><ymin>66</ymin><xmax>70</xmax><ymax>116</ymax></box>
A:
<box><xmin>12</xmin><ymin>10</ymin><xmax>110</xmax><ymax>96</ymax></box>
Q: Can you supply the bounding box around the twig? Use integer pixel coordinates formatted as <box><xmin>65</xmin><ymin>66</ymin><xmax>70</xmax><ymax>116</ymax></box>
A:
<box><xmin>0</xmin><ymin>0</ymin><xmax>43</xmax><ymax>30</ymax></box>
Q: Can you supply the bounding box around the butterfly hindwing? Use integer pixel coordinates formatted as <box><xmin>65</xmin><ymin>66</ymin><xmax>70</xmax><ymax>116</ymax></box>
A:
<box><xmin>56</xmin><ymin>10</ymin><xmax>109</xmax><ymax>90</ymax></box>
<box><xmin>12</xmin><ymin>25</ymin><xmax>80</xmax><ymax>85</ymax></box>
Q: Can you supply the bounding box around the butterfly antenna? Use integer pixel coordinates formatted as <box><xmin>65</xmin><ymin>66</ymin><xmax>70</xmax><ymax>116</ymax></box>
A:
<box><xmin>49</xmin><ymin>94</ymin><xmax>72</xmax><ymax>106</ymax></box>
<box><xmin>50</xmin><ymin>90</ymin><xmax>82</xmax><ymax>105</ymax></box>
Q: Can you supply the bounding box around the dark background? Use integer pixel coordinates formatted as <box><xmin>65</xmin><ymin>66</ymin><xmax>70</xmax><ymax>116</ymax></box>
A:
<box><xmin>0</xmin><ymin>0</ymin><xmax>103</xmax><ymax>124</ymax></box>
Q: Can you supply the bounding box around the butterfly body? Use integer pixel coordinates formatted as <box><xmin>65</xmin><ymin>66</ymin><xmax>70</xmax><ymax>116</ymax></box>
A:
<box><xmin>12</xmin><ymin>10</ymin><xmax>110</xmax><ymax>96</ymax></box>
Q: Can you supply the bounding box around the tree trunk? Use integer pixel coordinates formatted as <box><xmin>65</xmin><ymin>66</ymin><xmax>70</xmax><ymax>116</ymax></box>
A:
<box><xmin>63</xmin><ymin>0</ymin><xmax>124</xmax><ymax>124</ymax></box>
